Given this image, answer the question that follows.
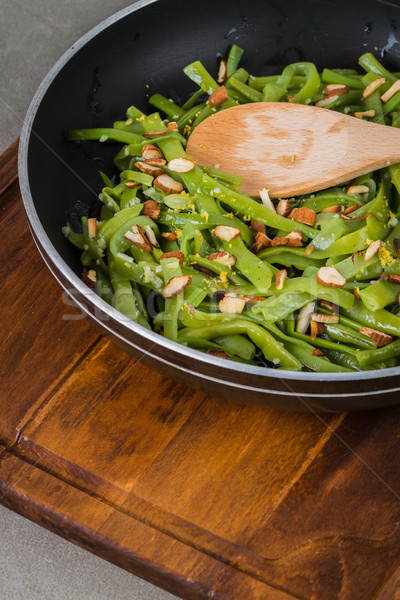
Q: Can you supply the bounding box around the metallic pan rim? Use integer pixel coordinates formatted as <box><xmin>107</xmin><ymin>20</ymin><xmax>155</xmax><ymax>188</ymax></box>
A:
<box><xmin>18</xmin><ymin>0</ymin><xmax>400</xmax><ymax>390</ymax></box>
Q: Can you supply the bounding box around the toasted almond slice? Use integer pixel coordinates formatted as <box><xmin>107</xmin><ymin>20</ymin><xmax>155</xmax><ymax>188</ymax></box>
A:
<box><xmin>276</xmin><ymin>269</ymin><xmax>287</xmax><ymax>290</ymax></box>
<box><xmin>305</xmin><ymin>245</ymin><xmax>315</xmax><ymax>256</ymax></box>
<box><xmin>362</xmin><ymin>77</ymin><xmax>386</xmax><ymax>98</ymax></box>
<box><xmin>323</xmin><ymin>84</ymin><xmax>349</xmax><ymax>97</ymax></box>
<box><xmin>141</xmin><ymin>144</ymin><xmax>164</xmax><ymax>160</ymax></box>
<box><xmin>251</xmin><ymin>219</ymin><xmax>266</xmax><ymax>234</ymax></box>
<box><xmin>142</xmin><ymin>199</ymin><xmax>161</xmax><ymax>220</ymax></box>
<box><xmin>319</xmin><ymin>300</ymin><xmax>339</xmax><ymax>313</ymax></box>
<box><xmin>286</xmin><ymin>238</ymin><xmax>303</xmax><ymax>247</ymax></box>
<box><xmin>276</xmin><ymin>199</ymin><xmax>290</xmax><ymax>217</ymax></box>
<box><xmin>154</xmin><ymin>174</ymin><xmax>184</xmax><ymax>194</ymax></box>
<box><xmin>144</xmin><ymin>157</ymin><xmax>167</xmax><ymax>167</ymax></box>
<box><xmin>144</xmin><ymin>225</ymin><xmax>160</xmax><ymax>248</ymax></box>
<box><xmin>394</xmin><ymin>238</ymin><xmax>400</xmax><ymax>259</ymax></box>
<box><xmin>343</xmin><ymin>204</ymin><xmax>360</xmax><ymax>215</ymax></box>
<box><xmin>167</xmin><ymin>121</ymin><xmax>178</xmax><ymax>131</ymax></box>
<box><xmin>208</xmin><ymin>86</ymin><xmax>228</xmax><ymax>108</ymax></box>
<box><xmin>288</xmin><ymin>206</ymin><xmax>316</xmax><ymax>226</ymax></box>
<box><xmin>134</xmin><ymin>161</ymin><xmax>164</xmax><ymax>176</ymax></box>
<box><xmin>218</xmin><ymin>295</ymin><xmax>247</xmax><ymax>314</ymax></box>
<box><xmin>87</xmin><ymin>217</ymin><xmax>97</xmax><ymax>238</ymax></box>
<box><xmin>360</xmin><ymin>326</ymin><xmax>393</xmax><ymax>347</ymax></box>
<box><xmin>315</xmin><ymin>95</ymin><xmax>339</xmax><ymax>107</ymax></box>
<box><xmin>255</xmin><ymin>232</ymin><xmax>272</xmax><ymax>248</ymax></box>
<box><xmin>217</xmin><ymin>59</ymin><xmax>228</xmax><ymax>84</ymax></box>
<box><xmin>242</xmin><ymin>295</ymin><xmax>265</xmax><ymax>304</ymax></box>
<box><xmin>296</xmin><ymin>301</ymin><xmax>315</xmax><ymax>334</ymax></box>
<box><xmin>347</xmin><ymin>184</ymin><xmax>370</xmax><ymax>195</ymax></box>
<box><xmin>162</xmin><ymin>275</ymin><xmax>192</xmax><ymax>298</ymax></box>
<box><xmin>381</xmin><ymin>79</ymin><xmax>400</xmax><ymax>103</ymax></box>
<box><xmin>310</xmin><ymin>320</ymin><xmax>324</xmax><ymax>340</ymax></box>
<box><xmin>321</xmin><ymin>204</ymin><xmax>344</xmax><ymax>213</ymax></box>
<box><xmin>316</xmin><ymin>266</ymin><xmax>346</xmax><ymax>288</ymax></box>
<box><xmin>259</xmin><ymin>188</ymin><xmax>276</xmax><ymax>212</ymax></box>
<box><xmin>389</xmin><ymin>274</ymin><xmax>400</xmax><ymax>284</ymax></box>
<box><xmin>310</xmin><ymin>348</ymin><xmax>324</xmax><ymax>356</ymax></box>
<box><xmin>286</xmin><ymin>230</ymin><xmax>303</xmax><ymax>241</ymax></box>
<box><xmin>208</xmin><ymin>251</ymin><xmax>237</xmax><ymax>267</ymax></box>
<box><xmin>124</xmin><ymin>224</ymin><xmax>151</xmax><ymax>252</ymax></box>
<box><xmin>193</xmin><ymin>264</ymin><xmax>214</xmax><ymax>277</ymax></box>
<box><xmin>270</xmin><ymin>236</ymin><xmax>289</xmax><ymax>247</ymax></box>
<box><xmin>311</xmin><ymin>312</ymin><xmax>340</xmax><ymax>323</ymax></box>
<box><xmin>207</xmin><ymin>348</ymin><xmax>231</xmax><ymax>359</ymax></box>
<box><xmin>161</xmin><ymin>231</ymin><xmax>178</xmax><ymax>241</ymax></box>
<box><xmin>213</xmin><ymin>225</ymin><xmax>241</xmax><ymax>242</ymax></box>
<box><xmin>82</xmin><ymin>268</ymin><xmax>97</xmax><ymax>289</ymax></box>
<box><xmin>167</xmin><ymin>157</ymin><xmax>195</xmax><ymax>173</ymax></box>
<box><xmin>160</xmin><ymin>251</ymin><xmax>184</xmax><ymax>263</ymax></box>
<box><xmin>125</xmin><ymin>181</ymin><xmax>142</xmax><ymax>190</ymax></box>
<box><xmin>352</xmin><ymin>287</ymin><xmax>361</xmax><ymax>300</ymax></box>
<box><xmin>142</xmin><ymin>130</ymin><xmax>170</xmax><ymax>137</ymax></box>
<box><xmin>352</xmin><ymin>109</ymin><xmax>376</xmax><ymax>119</ymax></box>
<box><xmin>364</xmin><ymin>239</ymin><xmax>381</xmax><ymax>262</ymax></box>
<box><xmin>340</xmin><ymin>214</ymin><xmax>356</xmax><ymax>220</ymax></box>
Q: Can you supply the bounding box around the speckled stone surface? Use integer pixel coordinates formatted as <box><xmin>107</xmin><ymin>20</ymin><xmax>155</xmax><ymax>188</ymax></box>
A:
<box><xmin>0</xmin><ymin>1</ymin><xmax>175</xmax><ymax>598</ymax></box>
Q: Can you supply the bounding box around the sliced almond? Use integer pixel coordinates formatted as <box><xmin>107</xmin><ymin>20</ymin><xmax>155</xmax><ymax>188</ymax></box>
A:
<box><xmin>154</xmin><ymin>174</ymin><xmax>184</xmax><ymax>194</ymax></box>
<box><xmin>144</xmin><ymin>157</ymin><xmax>167</xmax><ymax>167</ymax></box>
<box><xmin>316</xmin><ymin>266</ymin><xmax>346</xmax><ymax>288</ymax></box>
<box><xmin>161</xmin><ymin>231</ymin><xmax>178</xmax><ymax>241</ymax></box>
<box><xmin>167</xmin><ymin>157</ymin><xmax>195</xmax><ymax>173</ymax></box>
<box><xmin>250</xmin><ymin>219</ymin><xmax>266</xmax><ymax>234</ymax></box>
<box><xmin>141</xmin><ymin>144</ymin><xmax>163</xmax><ymax>160</ymax></box>
<box><xmin>340</xmin><ymin>214</ymin><xmax>356</xmax><ymax>220</ymax></box>
<box><xmin>319</xmin><ymin>300</ymin><xmax>339</xmax><ymax>313</ymax></box>
<box><xmin>315</xmin><ymin>95</ymin><xmax>339</xmax><ymax>107</ymax></box>
<box><xmin>352</xmin><ymin>109</ymin><xmax>376</xmax><ymax>119</ymax></box>
<box><xmin>82</xmin><ymin>268</ymin><xmax>97</xmax><ymax>289</ymax></box>
<box><xmin>310</xmin><ymin>348</ymin><xmax>324</xmax><ymax>356</ymax></box>
<box><xmin>160</xmin><ymin>251</ymin><xmax>184</xmax><ymax>263</ymax></box>
<box><xmin>142</xmin><ymin>199</ymin><xmax>161</xmax><ymax>220</ymax></box>
<box><xmin>208</xmin><ymin>86</ymin><xmax>228</xmax><ymax>108</ymax></box>
<box><xmin>321</xmin><ymin>204</ymin><xmax>344</xmax><ymax>213</ymax></box>
<box><xmin>364</xmin><ymin>239</ymin><xmax>381</xmax><ymax>262</ymax></box>
<box><xmin>162</xmin><ymin>275</ymin><xmax>192</xmax><ymax>298</ymax></box>
<box><xmin>381</xmin><ymin>79</ymin><xmax>400</xmax><ymax>103</ymax></box>
<box><xmin>208</xmin><ymin>251</ymin><xmax>237</xmax><ymax>267</ymax></box>
<box><xmin>363</xmin><ymin>77</ymin><xmax>386</xmax><ymax>98</ymax></box>
<box><xmin>144</xmin><ymin>225</ymin><xmax>160</xmax><ymax>248</ymax></box>
<box><xmin>167</xmin><ymin>121</ymin><xmax>179</xmax><ymax>131</ymax></box>
<box><xmin>124</xmin><ymin>181</ymin><xmax>141</xmax><ymax>189</ymax></box>
<box><xmin>343</xmin><ymin>204</ymin><xmax>360</xmax><ymax>215</ymax></box>
<box><xmin>87</xmin><ymin>217</ymin><xmax>97</xmax><ymax>238</ymax></box>
<box><xmin>217</xmin><ymin>59</ymin><xmax>227</xmax><ymax>84</ymax></box>
<box><xmin>360</xmin><ymin>326</ymin><xmax>393</xmax><ymax>347</ymax></box>
<box><xmin>276</xmin><ymin>199</ymin><xmax>290</xmax><ymax>217</ymax></box>
<box><xmin>305</xmin><ymin>245</ymin><xmax>315</xmax><ymax>256</ymax></box>
<box><xmin>286</xmin><ymin>230</ymin><xmax>303</xmax><ymax>241</ymax></box>
<box><xmin>310</xmin><ymin>320</ymin><xmax>324</xmax><ymax>340</ymax></box>
<box><xmin>124</xmin><ymin>224</ymin><xmax>151</xmax><ymax>252</ymax></box>
<box><xmin>142</xmin><ymin>130</ymin><xmax>170</xmax><ymax>137</ymax></box>
<box><xmin>207</xmin><ymin>348</ymin><xmax>231</xmax><ymax>359</ymax></box>
<box><xmin>323</xmin><ymin>84</ymin><xmax>349</xmax><ymax>97</ymax></box>
<box><xmin>242</xmin><ymin>295</ymin><xmax>265</xmax><ymax>304</ymax></box>
<box><xmin>296</xmin><ymin>301</ymin><xmax>315</xmax><ymax>334</ymax></box>
<box><xmin>134</xmin><ymin>161</ymin><xmax>164</xmax><ymax>176</ymax></box>
<box><xmin>276</xmin><ymin>269</ymin><xmax>287</xmax><ymax>290</ymax></box>
<box><xmin>218</xmin><ymin>295</ymin><xmax>247</xmax><ymax>314</ymax></box>
<box><xmin>270</xmin><ymin>236</ymin><xmax>289</xmax><ymax>247</ymax></box>
<box><xmin>311</xmin><ymin>312</ymin><xmax>340</xmax><ymax>323</ymax></box>
<box><xmin>389</xmin><ymin>274</ymin><xmax>400</xmax><ymax>284</ymax></box>
<box><xmin>288</xmin><ymin>206</ymin><xmax>316</xmax><ymax>226</ymax></box>
<box><xmin>286</xmin><ymin>238</ymin><xmax>303</xmax><ymax>247</ymax></box>
<box><xmin>193</xmin><ymin>264</ymin><xmax>214</xmax><ymax>277</ymax></box>
<box><xmin>212</xmin><ymin>225</ymin><xmax>241</xmax><ymax>242</ymax></box>
<box><xmin>347</xmin><ymin>184</ymin><xmax>370</xmax><ymax>195</ymax></box>
<box><xmin>259</xmin><ymin>188</ymin><xmax>276</xmax><ymax>212</ymax></box>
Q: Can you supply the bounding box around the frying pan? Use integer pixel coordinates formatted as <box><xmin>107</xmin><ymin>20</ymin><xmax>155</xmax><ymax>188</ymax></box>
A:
<box><xmin>19</xmin><ymin>0</ymin><xmax>400</xmax><ymax>411</ymax></box>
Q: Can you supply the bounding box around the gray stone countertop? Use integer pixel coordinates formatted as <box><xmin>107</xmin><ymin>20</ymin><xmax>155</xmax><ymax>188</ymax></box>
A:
<box><xmin>1</xmin><ymin>1</ymin><xmax>176</xmax><ymax>598</ymax></box>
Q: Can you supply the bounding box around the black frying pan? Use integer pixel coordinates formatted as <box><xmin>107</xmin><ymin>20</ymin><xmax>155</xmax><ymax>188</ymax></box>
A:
<box><xmin>19</xmin><ymin>0</ymin><xmax>400</xmax><ymax>411</ymax></box>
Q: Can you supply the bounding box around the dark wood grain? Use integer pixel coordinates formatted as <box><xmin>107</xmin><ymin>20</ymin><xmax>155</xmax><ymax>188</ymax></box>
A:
<box><xmin>1</xmin><ymin>141</ymin><xmax>400</xmax><ymax>600</ymax></box>
<box><xmin>0</xmin><ymin>139</ymin><xmax>18</xmax><ymax>198</ymax></box>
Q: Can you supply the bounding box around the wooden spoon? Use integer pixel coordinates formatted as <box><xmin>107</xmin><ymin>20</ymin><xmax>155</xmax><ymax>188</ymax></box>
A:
<box><xmin>186</xmin><ymin>102</ymin><xmax>400</xmax><ymax>198</ymax></box>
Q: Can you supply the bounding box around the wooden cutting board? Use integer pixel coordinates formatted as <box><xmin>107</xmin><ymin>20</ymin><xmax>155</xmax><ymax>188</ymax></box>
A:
<box><xmin>1</xmin><ymin>140</ymin><xmax>400</xmax><ymax>600</ymax></box>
